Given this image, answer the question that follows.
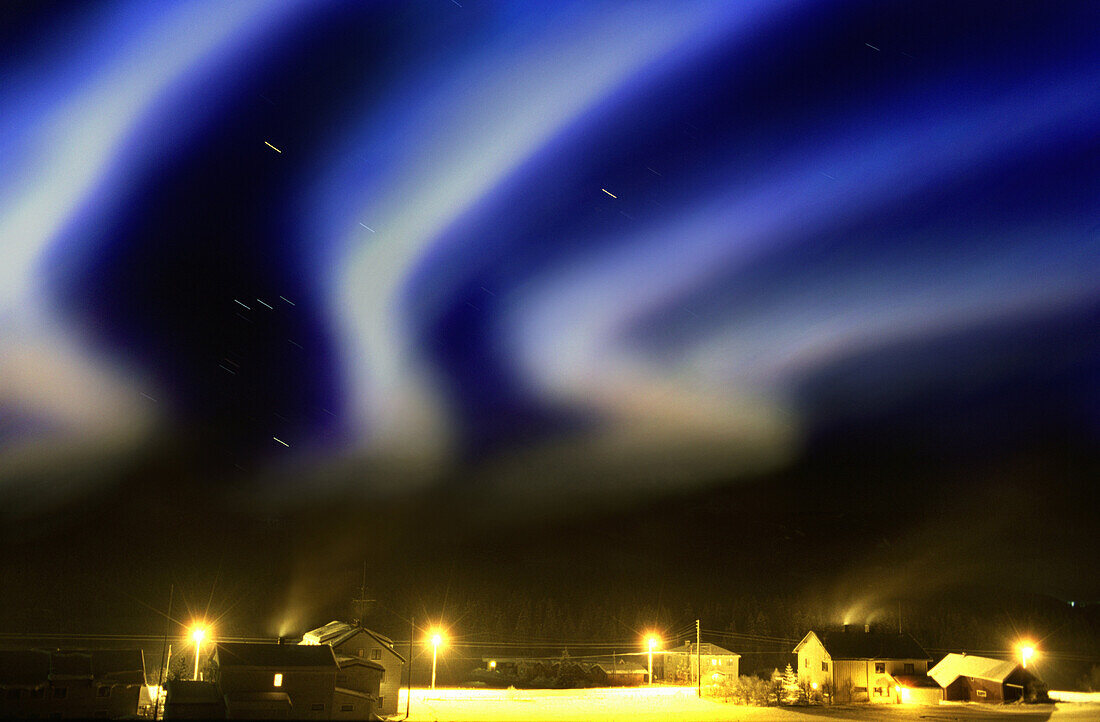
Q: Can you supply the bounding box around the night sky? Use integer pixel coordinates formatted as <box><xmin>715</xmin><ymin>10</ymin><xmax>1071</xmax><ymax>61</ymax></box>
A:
<box><xmin>1</xmin><ymin>1</ymin><xmax>1098</xmax><ymax>644</ymax></box>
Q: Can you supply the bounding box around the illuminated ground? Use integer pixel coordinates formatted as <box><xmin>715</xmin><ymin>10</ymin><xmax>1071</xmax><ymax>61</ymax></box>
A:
<box><xmin>397</xmin><ymin>687</ymin><xmax>1100</xmax><ymax>721</ymax></box>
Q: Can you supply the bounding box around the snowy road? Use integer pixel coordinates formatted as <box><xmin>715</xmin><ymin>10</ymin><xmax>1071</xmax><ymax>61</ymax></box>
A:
<box><xmin>397</xmin><ymin>687</ymin><xmax>1100</xmax><ymax>721</ymax></box>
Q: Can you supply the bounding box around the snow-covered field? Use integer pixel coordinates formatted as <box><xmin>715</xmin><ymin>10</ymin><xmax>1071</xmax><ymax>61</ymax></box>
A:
<box><xmin>1050</xmin><ymin>690</ymin><xmax>1100</xmax><ymax>703</ymax></box>
<box><xmin>397</xmin><ymin>686</ymin><xmax>1100</xmax><ymax>721</ymax></box>
<box><xmin>399</xmin><ymin>686</ymin><xmax>777</xmax><ymax>721</ymax></box>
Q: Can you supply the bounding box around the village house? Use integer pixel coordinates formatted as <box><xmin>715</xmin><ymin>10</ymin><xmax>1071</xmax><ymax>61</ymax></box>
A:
<box><xmin>658</xmin><ymin>641</ymin><xmax>740</xmax><ymax>683</ymax></box>
<box><xmin>301</xmin><ymin>620</ymin><xmax>405</xmax><ymax>716</ymax></box>
<box><xmin>215</xmin><ymin>641</ymin><xmax>339</xmax><ymax>719</ymax></box>
<box><xmin>928</xmin><ymin>653</ymin><xmax>1044</xmax><ymax>703</ymax></box>
<box><xmin>793</xmin><ymin>626</ymin><xmax>934</xmax><ymax>703</ymax></box>
<box><xmin>0</xmin><ymin>648</ymin><xmax>147</xmax><ymax>720</ymax></box>
<box><xmin>588</xmin><ymin>659</ymin><xmax>649</xmax><ymax>686</ymax></box>
<box><xmin>163</xmin><ymin>680</ymin><xmax>225</xmax><ymax>719</ymax></box>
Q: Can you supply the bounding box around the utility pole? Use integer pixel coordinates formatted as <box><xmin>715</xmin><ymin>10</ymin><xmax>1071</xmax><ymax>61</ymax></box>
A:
<box><xmin>402</xmin><ymin>616</ymin><xmax>413</xmax><ymax>720</ymax></box>
<box><xmin>696</xmin><ymin>619</ymin><xmax>702</xmax><ymax>698</ymax></box>
<box><xmin>152</xmin><ymin>584</ymin><xmax>173</xmax><ymax>721</ymax></box>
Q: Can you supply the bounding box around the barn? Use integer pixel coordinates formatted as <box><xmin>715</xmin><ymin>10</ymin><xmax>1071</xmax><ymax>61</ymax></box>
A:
<box><xmin>928</xmin><ymin>653</ymin><xmax>1042</xmax><ymax>703</ymax></box>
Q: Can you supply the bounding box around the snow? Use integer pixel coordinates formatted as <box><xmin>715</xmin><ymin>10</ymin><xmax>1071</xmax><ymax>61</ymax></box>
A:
<box><xmin>398</xmin><ymin>686</ymin><xmax>778</xmax><ymax>721</ymax></box>
<box><xmin>1050</xmin><ymin>690</ymin><xmax>1100</xmax><ymax>703</ymax></box>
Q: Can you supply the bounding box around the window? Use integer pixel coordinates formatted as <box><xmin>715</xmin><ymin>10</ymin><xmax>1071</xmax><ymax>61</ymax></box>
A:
<box><xmin>311</xmin><ymin>703</ymin><xmax>325</xmax><ymax>711</ymax></box>
<box><xmin>804</xmin><ymin>659</ymin><xmax>809</xmax><ymax>668</ymax></box>
<box><xmin>711</xmin><ymin>659</ymin><xmax>717</xmax><ymax>666</ymax></box>
<box><xmin>875</xmin><ymin>662</ymin><xmax>885</xmax><ymax>674</ymax></box>
<box><xmin>341</xmin><ymin>704</ymin><xmax>354</xmax><ymax>712</ymax></box>
<box><xmin>380</xmin><ymin>670</ymin><xmax>385</xmax><ymax>682</ymax></box>
<box><xmin>53</xmin><ymin>687</ymin><xmax>67</xmax><ymax>699</ymax></box>
<box><xmin>371</xmin><ymin>648</ymin><xmax>382</xmax><ymax>661</ymax></box>
<box><xmin>873</xmin><ymin>687</ymin><xmax>883</xmax><ymax>696</ymax></box>
<box><xmin>976</xmin><ymin>689</ymin><xmax>987</xmax><ymax>698</ymax></box>
<box><xmin>357</xmin><ymin>648</ymin><xmax>365</xmax><ymax>657</ymax></box>
<box><xmin>378</xmin><ymin>696</ymin><xmax>384</xmax><ymax>708</ymax></box>
<box><xmin>97</xmin><ymin>685</ymin><xmax>111</xmax><ymax>697</ymax></box>
<box><xmin>821</xmin><ymin>661</ymin><xmax>828</xmax><ymax>672</ymax></box>
<box><xmin>904</xmin><ymin>663</ymin><xmax>915</xmax><ymax>674</ymax></box>
<box><xmin>273</xmin><ymin>673</ymin><xmax>283</xmax><ymax>687</ymax></box>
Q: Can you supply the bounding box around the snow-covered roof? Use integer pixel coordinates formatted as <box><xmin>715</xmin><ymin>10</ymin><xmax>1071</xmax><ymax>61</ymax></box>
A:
<box><xmin>794</xmin><ymin>630</ymin><xmax>929</xmax><ymax>660</ymax></box>
<box><xmin>591</xmin><ymin>660</ymin><xmax>648</xmax><ymax>674</ymax></box>
<box><xmin>300</xmin><ymin>620</ymin><xmax>406</xmax><ymax>663</ymax></box>
<box><xmin>928</xmin><ymin>653</ymin><xmax>1021</xmax><ymax>686</ymax></box>
<box><xmin>666</xmin><ymin>642</ymin><xmax>738</xmax><ymax>657</ymax></box>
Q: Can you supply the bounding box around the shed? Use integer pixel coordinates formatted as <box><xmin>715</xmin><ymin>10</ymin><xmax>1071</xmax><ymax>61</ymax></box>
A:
<box><xmin>928</xmin><ymin>653</ymin><xmax>1041</xmax><ymax>703</ymax></box>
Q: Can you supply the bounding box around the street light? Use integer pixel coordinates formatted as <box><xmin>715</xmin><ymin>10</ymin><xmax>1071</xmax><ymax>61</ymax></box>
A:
<box><xmin>428</xmin><ymin>628</ymin><xmax>446</xmax><ymax>690</ymax></box>
<box><xmin>1018</xmin><ymin>643</ymin><xmax>1036</xmax><ymax>669</ymax></box>
<box><xmin>189</xmin><ymin>625</ymin><xmax>208</xmax><ymax>681</ymax></box>
<box><xmin>646</xmin><ymin>635</ymin><xmax>661</xmax><ymax>686</ymax></box>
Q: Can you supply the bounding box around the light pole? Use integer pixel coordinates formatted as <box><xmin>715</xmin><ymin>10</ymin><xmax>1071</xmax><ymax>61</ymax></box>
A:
<box><xmin>428</xmin><ymin>629</ymin><xmax>445</xmax><ymax>690</ymax></box>
<box><xmin>646</xmin><ymin>636</ymin><xmax>660</xmax><ymax>685</ymax></box>
<box><xmin>190</xmin><ymin>626</ymin><xmax>207</xmax><ymax>681</ymax></box>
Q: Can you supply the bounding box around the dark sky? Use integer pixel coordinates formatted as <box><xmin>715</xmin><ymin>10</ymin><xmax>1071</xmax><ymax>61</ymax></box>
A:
<box><xmin>1</xmin><ymin>1</ymin><xmax>1098</xmax><ymax>639</ymax></box>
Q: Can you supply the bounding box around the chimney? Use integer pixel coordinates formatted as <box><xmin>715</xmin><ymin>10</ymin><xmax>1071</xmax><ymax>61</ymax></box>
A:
<box><xmin>864</xmin><ymin>624</ymin><xmax>870</xmax><ymax>633</ymax></box>
<box><xmin>843</xmin><ymin>624</ymin><xmax>849</xmax><ymax>633</ymax></box>
<box><xmin>277</xmin><ymin>637</ymin><xmax>285</xmax><ymax>645</ymax></box>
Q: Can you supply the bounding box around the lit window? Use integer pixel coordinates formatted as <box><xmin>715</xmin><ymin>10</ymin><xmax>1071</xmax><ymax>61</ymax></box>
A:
<box><xmin>273</xmin><ymin>673</ymin><xmax>283</xmax><ymax>687</ymax></box>
<box><xmin>357</xmin><ymin>648</ymin><xmax>365</xmax><ymax>657</ymax></box>
<box><xmin>711</xmin><ymin>659</ymin><xmax>717</xmax><ymax>666</ymax></box>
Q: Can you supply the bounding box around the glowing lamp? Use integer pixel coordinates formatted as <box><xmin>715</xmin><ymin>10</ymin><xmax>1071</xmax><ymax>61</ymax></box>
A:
<box><xmin>1018</xmin><ymin>643</ymin><xmax>1035</xmax><ymax>668</ymax></box>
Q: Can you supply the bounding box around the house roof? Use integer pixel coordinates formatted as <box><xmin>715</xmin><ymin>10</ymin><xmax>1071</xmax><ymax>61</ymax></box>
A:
<box><xmin>666</xmin><ymin>642</ymin><xmax>739</xmax><ymax>657</ymax></box>
<box><xmin>591</xmin><ymin>660</ymin><xmax>648</xmax><ymax>675</ymax></box>
<box><xmin>50</xmin><ymin>651</ymin><xmax>93</xmax><ymax>679</ymax></box>
<box><xmin>893</xmin><ymin>674</ymin><xmax>940</xmax><ymax>689</ymax></box>
<box><xmin>0</xmin><ymin>649</ymin><xmax>145</xmax><ymax>687</ymax></box>
<box><xmin>165</xmin><ymin>680</ymin><xmax>222</xmax><ymax>705</ymax></box>
<box><xmin>91</xmin><ymin>649</ymin><xmax>146</xmax><ymax>685</ymax></box>
<box><xmin>334</xmin><ymin>686</ymin><xmax>376</xmax><ymax>701</ymax></box>
<box><xmin>300</xmin><ymin>621</ymin><xmax>407</xmax><ymax>663</ymax></box>
<box><xmin>795</xmin><ymin>630</ymin><xmax>929</xmax><ymax>661</ymax></box>
<box><xmin>335</xmin><ymin>655</ymin><xmax>386</xmax><ymax>671</ymax></box>
<box><xmin>928</xmin><ymin>653</ymin><xmax>1022</xmax><ymax>686</ymax></box>
<box><xmin>0</xmin><ymin>650</ymin><xmax>50</xmax><ymax>687</ymax></box>
<box><xmin>216</xmin><ymin>642</ymin><xmax>337</xmax><ymax>668</ymax></box>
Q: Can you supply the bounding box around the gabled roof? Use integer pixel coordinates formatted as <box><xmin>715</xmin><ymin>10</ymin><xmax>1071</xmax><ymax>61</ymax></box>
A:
<box><xmin>0</xmin><ymin>650</ymin><xmax>50</xmax><ymax>687</ymax></box>
<box><xmin>165</xmin><ymin>680</ymin><xmax>222</xmax><ymax>704</ymax></box>
<box><xmin>928</xmin><ymin>653</ymin><xmax>1022</xmax><ymax>686</ymax></box>
<box><xmin>216</xmin><ymin>642</ymin><xmax>337</xmax><ymax>668</ymax></box>
<box><xmin>300</xmin><ymin>620</ymin><xmax>406</xmax><ymax>663</ymax></box>
<box><xmin>50</xmin><ymin>651</ymin><xmax>93</xmax><ymax>679</ymax></box>
<box><xmin>0</xmin><ymin>649</ymin><xmax>145</xmax><ymax>687</ymax></box>
<box><xmin>335</xmin><ymin>655</ymin><xmax>386</xmax><ymax>671</ymax></box>
<box><xmin>794</xmin><ymin>630</ymin><xmax>929</xmax><ymax>660</ymax></box>
<box><xmin>590</xmin><ymin>660</ymin><xmax>648</xmax><ymax>674</ymax></box>
<box><xmin>666</xmin><ymin>642</ymin><xmax>739</xmax><ymax>657</ymax></box>
<box><xmin>893</xmin><ymin>674</ymin><xmax>940</xmax><ymax>689</ymax></box>
<box><xmin>91</xmin><ymin>649</ymin><xmax>146</xmax><ymax>685</ymax></box>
